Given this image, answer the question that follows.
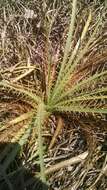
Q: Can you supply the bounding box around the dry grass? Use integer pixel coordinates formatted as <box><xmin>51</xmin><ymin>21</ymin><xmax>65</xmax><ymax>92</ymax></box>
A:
<box><xmin>0</xmin><ymin>0</ymin><xmax>107</xmax><ymax>189</ymax></box>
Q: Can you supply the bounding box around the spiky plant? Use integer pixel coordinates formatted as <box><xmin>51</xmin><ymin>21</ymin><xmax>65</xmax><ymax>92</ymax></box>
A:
<box><xmin>0</xmin><ymin>0</ymin><xmax>107</xmax><ymax>184</ymax></box>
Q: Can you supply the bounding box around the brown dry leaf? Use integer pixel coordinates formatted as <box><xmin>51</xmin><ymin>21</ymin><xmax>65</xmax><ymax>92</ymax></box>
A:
<box><xmin>49</xmin><ymin>116</ymin><xmax>64</xmax><ymax>149</ymax></box>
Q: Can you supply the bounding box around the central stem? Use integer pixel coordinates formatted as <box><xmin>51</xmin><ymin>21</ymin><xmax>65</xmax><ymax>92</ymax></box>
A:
<box><xmin>35</xmin><ymin>102</ymin><xmax>48</xmax><ymax>182</ymax></box>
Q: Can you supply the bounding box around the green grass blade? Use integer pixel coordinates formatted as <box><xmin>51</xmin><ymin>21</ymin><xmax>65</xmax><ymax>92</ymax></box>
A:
<box><xmin>73</xmin><ymin>87</ymin><xmax>107</xmax><ymax>98</ymax></box>
<box><xmin>35</xmin><ymin>102</ymin><xmax>48</xmax><ymax>182</ymax></box>
<box><xmin>63</xmin><ymin>10</ymin><xmax>92</xmax><ymax>76</ymax></box>
<box><xmin>0</xmin><ymin>81</ymin><xmax>41</xmax><ymax>103</ymax></box>
<box><xmin>54</xmin><ymin>70</ymin><xmax>107</xmax><ymax>104</ymax></box>
<box><xmin>54</xmin><ymin>105</ymin><xmax>107</xmax><ymax>114</ymax></box>
<box><xmin>50</xmin><ymin>18</ymin><xmax>99</xmax><ymax>104</ymax></box>
<box><xmin>55</xmin><ymin>0</ymin><xmax>77</xmax><ymax>85</ymax></box>
<box><xmin>54</xmin><ymin>87</ymin><xmax>107</xmax><ymax>106</ymax></box>
<box><xmin>55</xmin><ymin>95</ymin><xmax>107</xmax><ymax>107</ymax></box>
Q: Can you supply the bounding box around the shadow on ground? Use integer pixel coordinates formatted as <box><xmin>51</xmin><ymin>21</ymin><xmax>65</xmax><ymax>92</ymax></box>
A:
<box><xmin>0</xmin><ymin>142</ymin><xmax>48</xmax><ymax>190</ymax></box>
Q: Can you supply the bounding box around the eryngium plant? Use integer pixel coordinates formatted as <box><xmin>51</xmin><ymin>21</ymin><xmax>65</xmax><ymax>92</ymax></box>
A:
<box><xmin>0</xmin><ymin>0</ymin><xmax>107</xmax><ymax>183</ymax></box>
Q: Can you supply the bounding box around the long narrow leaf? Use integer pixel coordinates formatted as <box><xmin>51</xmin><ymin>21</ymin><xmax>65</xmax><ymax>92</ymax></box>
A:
<box><xmin>35</xmin><ymin>102</ymin><xmax>48</xmax><ymax>182</ymax></box>
<box><xmin>55</xmin><ymin>0</ymin><xmax>77</xmax><ymax>85</ymax></box>
<box><xmin>0</xmin><ymin>81</ymin><xmax>41</xmax><ymax>103</ymax></box>
<box><xmin>54</xmin><ymin>105</ymin><xmax>107</xmax><ymax>114</ymax></box>
<box><xmin>50</xmin><ymin>17</ymin><xmax>100</xmax><ymax>103</ymax></box>
<box><xmin>54</xmin><ymin>87</ymin><xmax>107</xmax><ymax>106</ymax></box>
<box><xmin>55</xmin><ymin>95</ymin><xmax>107</xmax><ymax>107</ymax></box>
<box><xmin>54</xmin><ymin>70</ymin><xmax>107</xmax><ymax>104</ymax></box>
